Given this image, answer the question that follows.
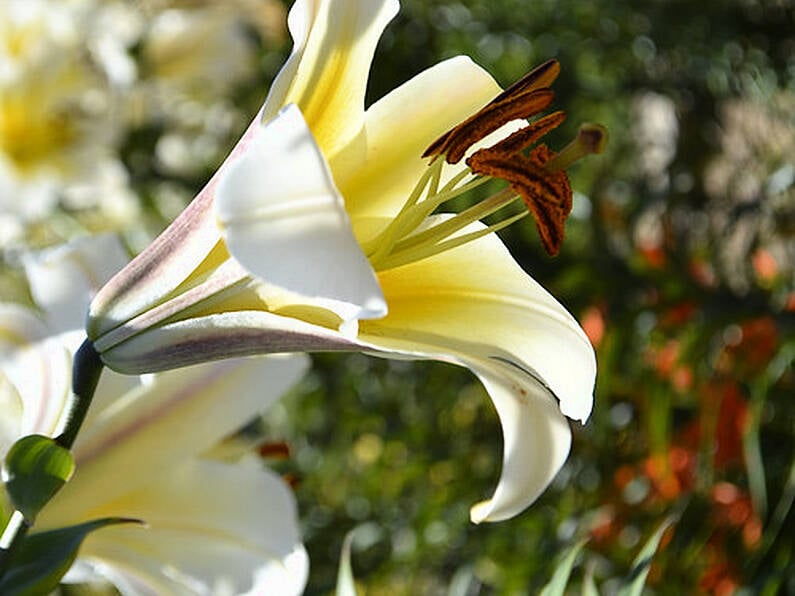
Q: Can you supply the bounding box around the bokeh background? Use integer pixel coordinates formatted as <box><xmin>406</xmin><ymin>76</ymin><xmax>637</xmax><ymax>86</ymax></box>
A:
<box><xmin>1</xmin><ymin>0</ymin><xmax>793</xmax><ymax>594</ymax></box>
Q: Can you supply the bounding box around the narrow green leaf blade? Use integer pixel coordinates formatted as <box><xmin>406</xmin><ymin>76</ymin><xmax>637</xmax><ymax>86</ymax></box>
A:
<box><xmin>617</xmin><ymin>516</ymin><xmax>677</xmax><ymax>596</ymax></box>
<box><xmin>539</xmin><ymin>538</ymin><xmax>589</xmax><ymax>596</ymax></box>
<box><xmin>582</xmin><ymin>561</ymin><xmax>600</xmax><ymax>596</ymax></box>
<box><xmin>3</xmin><ymin>435</ymin><xmax>75</xmax><ymax>522</ymax></box>
<box><xmin>0</xmin><ymin>517</ymin><xmax>142</xmax><ymax>596</ymax></box>
<box><xmin>336</xmin><ymin>530</ymin><xmax>359</xmax><ymax>596</ymax></box>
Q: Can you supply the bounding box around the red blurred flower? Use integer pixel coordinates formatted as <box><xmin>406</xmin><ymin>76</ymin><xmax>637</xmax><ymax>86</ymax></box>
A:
<box><xmin>710</xmin><ymin>482</ymin><xmax>762</xmax><ymax>549</ymax></box>
<box><xmin>714</xmin><ymin>384</ymin><xmax>749</xmax><ymax>469</ymax></box>
<box><xmin>699</xmin><ymin>555</ymin><xmax>739</xmax><ymax>596</ymax></box>
<box><xmin>752</xmin><ymin>248</ymin><xmax>779</xmax><ymax>283</ymax></box>
<box><xmin>642</xmin><ymin>446</ymin><xmax>696</xmax><ymax>501</ymax></box>
<box><xmin>581</xmin><ymin>305</ymin><xmax>606</xmax><ymax>349</ymax></box>
<box><xmin>719</xmin><ymin>316</ymin><xmax>779</xmax><ymax>376</ymax></box>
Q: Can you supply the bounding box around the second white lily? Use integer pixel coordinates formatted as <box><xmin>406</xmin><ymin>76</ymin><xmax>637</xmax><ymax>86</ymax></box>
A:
<box><xmin>1</xmin><ymin>236</ymin><xmax>309</xmax><ymax>594</ymax></box>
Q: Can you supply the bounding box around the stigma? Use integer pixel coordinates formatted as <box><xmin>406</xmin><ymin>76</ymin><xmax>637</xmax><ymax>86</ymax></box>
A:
<box><xmin>364</xmin><ymin>59</ymin><xmax>607</xmax><ymax>269</ymax></box>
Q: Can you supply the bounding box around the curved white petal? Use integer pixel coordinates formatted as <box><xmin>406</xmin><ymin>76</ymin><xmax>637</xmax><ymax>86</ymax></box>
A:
<box><xmin>78</xmin><ymin>367</ymin><xmax>141</xmax><ymax>432</ymax></box>
<box><xmin>0</xmin><ymin>373</ymin><xmax>23</xmax><ymax>456</ymax></box>
<box><xmin>42</xmin><ymin>354</ymin><xmax>309</xmax><ymax>517</ymax></box>
<box><xmin>58</xmin><ymin>460</ymin><xmax>308</xmax><ymax>596</ymax></box>
<box><xmin>22</xmin><ymin>234</ymin><xmax>129</xmax><ymax>334</ymax></box>
<box><xmin>467</xmin><ymin>365</ymin><xmax>571</xmax><ymax>523</ymax></box>
<box><xmin>262</xmin><ymin>0</ymin><xmax>399</xmax><ymax>160</ymax></box>
<box><xmin>0</xmin><ymin>303</ymin><xmax>49</xmax><ymax>353</ymax></box>
<box><xmin>216</xmin><ymin>104</ymin><xmax>386</xmax><ymax>325</ymax></box>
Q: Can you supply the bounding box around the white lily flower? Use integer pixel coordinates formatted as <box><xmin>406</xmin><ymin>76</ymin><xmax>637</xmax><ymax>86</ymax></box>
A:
<box><xmin>1</xmin><ymin>236</ymin><xmax>309</xmax><ymax>594</ymax></box>
<box><xmin>0</xmin><ymin>0</ymin><xmax>134</xmax><ymax>235</ymax></box>
<box><xmin>88</xmin><ymin>0</ymin><xmax>603</xmax><ymax>523</ymax></box>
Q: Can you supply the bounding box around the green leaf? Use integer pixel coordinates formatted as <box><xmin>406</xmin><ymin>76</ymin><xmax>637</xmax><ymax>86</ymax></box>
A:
<box><xmin>0</xmin><ymin>517</ymin><xmax>142</xmax><ymax>596</ymax></box>
<box><xmin>3</xmin><ymin>435</ymin><xmax>75</xmax><ymax>522</ymax></box>
<box><xmin>581</xmin><ymin>561</ymin><xmax>600</xmax><ymax>596</ymax></box>
<box><xmin>617</xmin><ymin>516</ymin><xmax>677</xmax><ymax>596</ymax></box>
<box><xmin>539</xmin><ymin>538</ymin><xmax>589</xmax><ymax>596</ymax></box>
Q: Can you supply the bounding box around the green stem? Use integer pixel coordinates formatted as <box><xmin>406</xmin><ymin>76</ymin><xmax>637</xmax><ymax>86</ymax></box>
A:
<box><xmin>55</xmin><ymin>340</ymin><xmax>104</xmax><ymax>449</ymax></box>
<box><xmin>0</xmin><ymin>339</ymin><xmax>104</xmax><ymax>579</ymax></box>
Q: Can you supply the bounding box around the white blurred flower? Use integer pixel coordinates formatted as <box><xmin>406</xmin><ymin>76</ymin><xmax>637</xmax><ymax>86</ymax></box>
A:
<box><xmin>143</xmin><ymin>8</ymin><xmax>258</xmax><ymax>97</ymax></box>
<box><xmin>1</xmin><ymin>235</ymin><xmax>309</xmax><ymax>595</ymax></box>
<box><xmin>0</xmin><ymin>0</ymin><xmax>289</xmax><ymax>244</ymax></box>
<box><xmin>631</xmin><ymin>92</ymin><xmax>678</xmax><ymax>193</ymax></box>
<box><xmin>0</xmin><ymin>0</ymin><xmax>135</xmax><ymax>240</ymax></box>
<box><xmin>133</xmin><ymin>1</ymin><xmax>287</xmax><ymax>177</ymax></box>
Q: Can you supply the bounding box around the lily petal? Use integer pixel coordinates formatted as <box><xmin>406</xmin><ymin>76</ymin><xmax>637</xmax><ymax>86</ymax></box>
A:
<box><xmin>96</xmin><ymin>309</ymin><xmax>361</xmax><ymax>374</ymax></box>
<box><xmin>261</xmin><ymin>0</ymin><xmax>399</xmax><ymax>160</ymax></box>
<box><xmin>61</xmin><ymin>459</ymin><xmax>308</xmax><ymax>596</ymax></box>
<box><xmin>338</xmin><ymin>56</ymin><xmax>504</xmax><ymax>222</ymax></box>
<box><xmin>87</xmin><ymin>112</ymin><xmax>265</xmax><ymax>341</ymax></box>
<box><xmin>22</xmin><ymin>234</ymin><xmax>129</xmax><ymax>334</ymax></box>
<box><xmin>0</xmin><ymin>305</ymin><xmax>71</xmax><ymax>443</ymax></box>
<box><xmin>466</xmin><ymin>365</ymin><xmax>572</xmax><ymax>523</ymax></box>
<box><xmin>216</xmin><ymin>104</ymin><xmax>386</xmax><ymax>325</ymax></box>
<box><xmin>0</xmin><ymin>371</ymin><xmax>23</xmax><ymax>457</ymax></box>
<box><xmin>362</xmin><ymin>221</ymin><xmax>595</xmax><ymax>423</ymax></box>
<box><xmin>41</xmin><ymin>354</ymin><xmax>309</xmax><ymax>514</ymax></box>
<box><xmin>0</xmin><ymin>303</ymin><xmax>48</xmax><ymax>352</ymax></box>
<box><xmin>89</xmin><ymin>0</ymin><xmax>400</xmax><ymax>343</ymax></box>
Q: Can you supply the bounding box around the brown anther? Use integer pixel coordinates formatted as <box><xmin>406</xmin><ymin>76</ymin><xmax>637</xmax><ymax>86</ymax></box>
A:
<box><xmin>423</xmin><ymin>89</ymin><xmax>554</xmax><ymax>164</ymax></box>
<box><xmin>258</xmin><ymin>440</ymin><xmax>291</xmax><ymax>460</ymax></box>
<box><xmin>487</xmin><ymin>110</ymin><xmax>567</xmax><ymax>158</ymax></box>
<box><xmin>423</xmin><ymin>59</ymin><xmax>562</xmax><ymax>165</ymax></box>
<box><xmin>467</xmin><ymin>144</ymin><xmax>572</xmax><ymax>255</ymax></box>
<box><xmin>490</xmin><ymin>59</ymin><xmax>561</xmax><ymax>103</ymax></box>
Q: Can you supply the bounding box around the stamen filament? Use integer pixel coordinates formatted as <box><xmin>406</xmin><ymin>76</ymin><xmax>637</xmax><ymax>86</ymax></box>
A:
<box><xmin>384</xmin><ymin>59</ymin><xmax>608</xmax><ymax>266</ymax></box>
<box><xmin>390</xmin><ymin>188</ymin><xmax>516</xmax><ymax>254</ymax></box>
<box><xmin>428</xmin><ymin>153</ymin><xmax>443</xmax><ymax>196</ymax></box>
<box><xmin>364</xmin><ymin>165</ymin><xmax>489</xmax><ymax>264</ymax></box>
<box><xmin>440</xmin><ymin>168</ymin><xmax>474</xmax><ymax>194</ymax></box>
<box><xmin>387</xmin><ymin>173</ymin><xmax>491</xmax><ymax>245</ymax></box>
<box><xmin>360</xmin><ymin>159</ymin><xmax>443</xmax><ymax>258</ymax></box>
<box><xmin>375</xmin><ymin>210</ymin><xmax>528</xmax><ymax>271</ymax></box>
<box><xmin>544</xmin><ymin>123</ymin><xmax>608</xmax><ymax>172</ymax></box>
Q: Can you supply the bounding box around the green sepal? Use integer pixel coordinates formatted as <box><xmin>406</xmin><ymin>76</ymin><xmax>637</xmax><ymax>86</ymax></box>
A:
<box><xmin>0</xmin><ymin>517</ymin><xmax>142</xmax><ymax>596</ymax></box>
<box><xmin>3</xmin><ymin>435</ymin><xmax>75</xmax><ymax>522</ymax></box>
